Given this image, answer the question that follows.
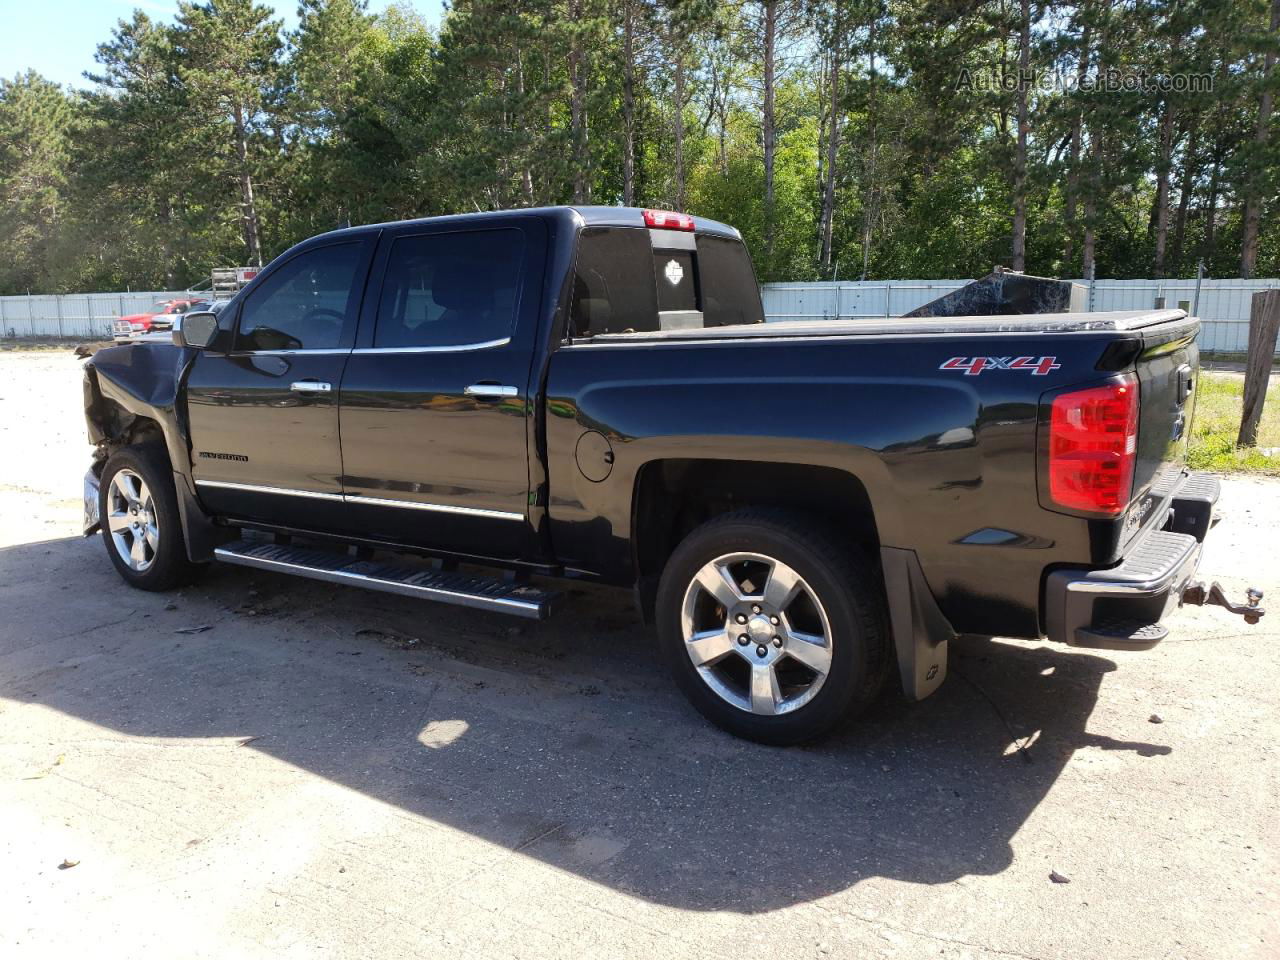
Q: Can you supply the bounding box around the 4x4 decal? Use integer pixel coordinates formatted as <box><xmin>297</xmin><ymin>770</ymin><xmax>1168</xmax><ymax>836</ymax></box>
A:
<box><xmin>940</xmin><ymin>356</ymin><xmax>1062</xmax><ymax>376</ymax></box>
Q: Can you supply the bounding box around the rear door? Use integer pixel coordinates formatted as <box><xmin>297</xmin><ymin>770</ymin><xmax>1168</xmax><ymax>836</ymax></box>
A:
<box><xmin>336</xmin><ymin>218</ymin><xmax>547</xmax><ymax>559</ymax></box>
<box><xmin>186</xmin><ymin>237</ymin><xmax>374</xmax><ymax>529</ymax></box>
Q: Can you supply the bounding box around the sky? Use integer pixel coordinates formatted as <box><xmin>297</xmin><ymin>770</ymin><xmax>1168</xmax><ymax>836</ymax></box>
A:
<box><xmin>0</xmin><ymin>0</ymin><xmax>445</xmax><ymax>90</ymax></box>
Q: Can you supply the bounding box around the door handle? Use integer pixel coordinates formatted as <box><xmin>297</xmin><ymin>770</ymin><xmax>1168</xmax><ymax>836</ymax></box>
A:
<box><xmin>464</xmin><ymin>383</ymin><xmax>518</xmax><ymax>399</ymax></box>
<box><xmin>290</xmin><ymin>380</ymin><xmax>332</xmax><ymax>393</ymax></box>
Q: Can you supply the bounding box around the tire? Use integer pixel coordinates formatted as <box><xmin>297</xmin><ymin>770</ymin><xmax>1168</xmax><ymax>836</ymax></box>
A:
<box><xmin>656</xmin><ymin>509</ymin><xmax>890</xmax><ymax>745</ymax></box>
<box><xmin>99</xmin><ymin>444</ymin><xmax>201</xmax><ymax>591</ymax></box>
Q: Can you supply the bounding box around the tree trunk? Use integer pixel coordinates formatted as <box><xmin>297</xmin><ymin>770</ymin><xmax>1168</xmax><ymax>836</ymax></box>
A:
<box><xmin>1081</xmin><ymin>0</ymin><xmax>1112</xmax><ymax>279</ymax></box>
<box><xmin>515</xmin><ymin>48</ymin><xmax>534</xmax><ymax>204</ymax></box>
<box><xmin>1170</xmin><ymin>115</ymin><xmax>1198</xmax><ymax>274</ymax></box>
<box><xmin>1010</xmin><ymin>0</ymin><xmax>1031</xmax><ymax>271</ymax></box>
<box><xmin>819</xmin><ymin>25</ymin><xmax>842</xmax><ymax>271</ymax></box>
<box><xmin>672</xmin><ymin>46</ymin><xmax>687</xmax><ymax>210</ymax></box>
<box><xmin>233</xmin><ymin>103</ymin><xmax>263</xmax><ymax>267</ymax></box>
<box><xmin>762</xmin><ymin>0</ymin><xmax>778</xmax><ymax>258</ymax></box>
<box><xmin>569</xmin><ymin>0</ymin><xmax>589</xmax><ymax>204</ymax></box>
<box><xmin>1240</xmin><ymin>0</ymin><xmax>1278</xmax><ymax>279</ymax></box>
<box><xmin>1064</xmin><ymin>7</ymin><xmax>1092</xmax><ymax>271</ymax></box>
<box><xmin>1152</xmin><ymin>101</ymin><xmax>1175</xmax><ymax>277</ymax></box>
<box><xmin>1203</xmin><ymin>145</ymin><xmax>1222</xmax><ymax>264</ymax></box>
<box><xmin>860</xmin><ymin>14</ymin><xmax>879</xmax><ymax>281</ymax></box>
<box><xmin>621</xmin><ymin>2</ymin><xmax>636</xmax><ymax>206</ymax></box>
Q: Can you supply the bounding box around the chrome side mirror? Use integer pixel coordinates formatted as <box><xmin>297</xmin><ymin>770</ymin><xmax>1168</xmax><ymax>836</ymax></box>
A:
<box><xmin>173</xmin><ymin>311</ymin><xmax>219</xmax><ymax>349</ymax></box>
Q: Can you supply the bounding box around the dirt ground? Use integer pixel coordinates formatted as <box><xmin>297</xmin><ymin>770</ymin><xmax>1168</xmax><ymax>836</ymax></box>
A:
<box><xmin>1</xmin><ymin>350</ymin><xmax>1277</xmax><ymax>960</ymax></box>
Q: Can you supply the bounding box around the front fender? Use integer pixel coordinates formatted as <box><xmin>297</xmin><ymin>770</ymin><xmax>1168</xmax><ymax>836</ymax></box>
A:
<box><xmin>85</xmin><ymin>342</ymin><xmax>195</xmax><ymax>477</ymax></box>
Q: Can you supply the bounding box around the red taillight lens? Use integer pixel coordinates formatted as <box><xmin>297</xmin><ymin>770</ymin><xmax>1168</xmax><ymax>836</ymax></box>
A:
<box><xmin>642</xmin><ymin>208</ymin><xmax>695</xmax><ymax>231</ymax></box>
<box><xmin>1047</xmin><ymin>376</ymin><xmax>1139</xmax><ymax>515</ymax></box>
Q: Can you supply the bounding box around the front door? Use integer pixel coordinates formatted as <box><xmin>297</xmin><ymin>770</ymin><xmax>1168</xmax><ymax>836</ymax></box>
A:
<box><xmin>187</xmin><ymin>237</ymin><xmax>374</xmax><ymax>529</ymax></box>
<box><xmin>336</xmin><ymin>219</ymin><xmax>546</xmax><ymax>559</ymax></box>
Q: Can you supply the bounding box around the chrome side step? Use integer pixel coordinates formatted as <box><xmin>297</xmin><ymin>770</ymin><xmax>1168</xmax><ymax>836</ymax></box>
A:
<box><xmin>213</xmin><ymin>540</ymin><xmax>558</xmax><ymax>620</ymax></box>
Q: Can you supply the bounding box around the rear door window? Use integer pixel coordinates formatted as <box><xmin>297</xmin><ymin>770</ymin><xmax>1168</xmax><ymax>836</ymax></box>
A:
<box><xmin>374</xmin><ymin>229</ymin><xmax>525</xmax><ymax>348</ymax></box>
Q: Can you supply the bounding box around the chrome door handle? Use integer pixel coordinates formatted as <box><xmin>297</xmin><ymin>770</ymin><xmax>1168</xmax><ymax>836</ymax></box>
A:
<box><xmin>464</xmin><ymin>383</ymin><xmax>518</xmax><ymax>399</ymax></box>
<box><xmin>290</xmin><ymin>380</ymin><xmax>332</xmax><ymax>393</ymax></box>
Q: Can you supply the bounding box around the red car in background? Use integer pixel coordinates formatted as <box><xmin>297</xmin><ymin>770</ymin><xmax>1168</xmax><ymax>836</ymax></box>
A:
<box><xmin>112</xmin><ymin>299</ymin><xmax>209</xmax><ymax>338</ymax></box>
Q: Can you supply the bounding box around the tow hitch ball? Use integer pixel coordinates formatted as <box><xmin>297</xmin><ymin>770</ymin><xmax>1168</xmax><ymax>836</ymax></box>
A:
<box><xmin>1181</xmin><ymin>581</ymin><xmax>1266</xmax><ymax>625</ymax></box>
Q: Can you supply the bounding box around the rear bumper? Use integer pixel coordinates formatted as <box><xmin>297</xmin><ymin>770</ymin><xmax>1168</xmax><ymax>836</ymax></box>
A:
<box><xmin>1044</xmin><ymin>472</ymin><xmax>1218</xmax><ymax>650</ymax></box>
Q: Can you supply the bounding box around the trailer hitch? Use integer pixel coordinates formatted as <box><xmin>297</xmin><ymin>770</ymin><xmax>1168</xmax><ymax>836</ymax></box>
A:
<box><xmin>1181</xmin><ymin>581</ymin><xmax>1265</xmax><ymax>625</ymax></box>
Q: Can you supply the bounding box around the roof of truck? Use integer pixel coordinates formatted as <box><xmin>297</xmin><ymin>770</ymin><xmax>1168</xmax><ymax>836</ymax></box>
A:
<box><xmin>313</xmin><ymin>206</ymin><xmax>742</xmax><ymax>243</ymax></box>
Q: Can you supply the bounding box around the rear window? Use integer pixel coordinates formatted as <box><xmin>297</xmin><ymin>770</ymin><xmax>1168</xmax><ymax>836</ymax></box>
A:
<box><xmin>570</xmin><ymin>227</ymin><xmax>763</xmax><ymax>337</ymax></box>
<box><xmin>697</xmin><ymin>235</ymin><xmax>765</xmax><ymax>326</ymax></box>
<box><xmin>570</xmin><ymin>227</ymin><xmax>658</xmax><ymax>336</ymax></box>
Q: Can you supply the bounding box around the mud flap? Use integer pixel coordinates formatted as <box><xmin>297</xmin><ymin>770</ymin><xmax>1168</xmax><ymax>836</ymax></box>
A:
<box><xmin>83</xmin><ymin>467</ymin><xmax>101</xmax><ymax>536</ymax></box>
<box><xmin>881</xmin><ymin>546</ymin><xmax>954</xmax><ymax>701</ymax></box>
<box><xmin>174</xmin><ymin>470</ymin><xmax>226</xmax><ymax>563</ymax></box>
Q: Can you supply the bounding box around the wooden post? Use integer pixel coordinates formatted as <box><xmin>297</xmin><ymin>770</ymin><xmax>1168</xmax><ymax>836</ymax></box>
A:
<box><xmin>1238</xmin><ymin>288</ymin><xmax>1280</xmax><ymax>448</ymax></box>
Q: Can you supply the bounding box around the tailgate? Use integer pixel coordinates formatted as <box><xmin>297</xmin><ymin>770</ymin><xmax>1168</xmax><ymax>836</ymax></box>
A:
<box><xmin>1121</xmin><ymin>315</ymin><xmax>1200</xmax><ymax>550</ymax></box>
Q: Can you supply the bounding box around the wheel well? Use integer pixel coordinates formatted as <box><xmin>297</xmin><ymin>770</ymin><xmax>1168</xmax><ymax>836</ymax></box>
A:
<box><xmin>91</xmin><ymin>399</ymin><xmax>167</xmax><ymax>460</ymax></box>
<box><xmin>632</xmin><ymin>459</ymin><xmax>880</xmax><ymax>620</ymax></box>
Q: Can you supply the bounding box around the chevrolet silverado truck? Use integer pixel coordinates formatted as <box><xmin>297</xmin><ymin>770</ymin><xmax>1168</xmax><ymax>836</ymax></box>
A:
<box><xmin>80</xmin><ymin>206</ymin><xmax>1264</xmax><ymax>744</ymax></box>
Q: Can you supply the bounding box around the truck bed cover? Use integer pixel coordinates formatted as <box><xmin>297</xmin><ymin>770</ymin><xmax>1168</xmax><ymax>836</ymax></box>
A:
<box><xmin>588</xmin><ymin>309</ymin><xmax>1193</xmax><ymax>343</ymax></box>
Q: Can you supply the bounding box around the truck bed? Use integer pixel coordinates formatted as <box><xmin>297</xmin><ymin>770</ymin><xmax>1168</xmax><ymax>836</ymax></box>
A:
<box><xmin>589</xmin><ymin>308</ymin><xmax>1191</xmax><ymax>343</ymax></box>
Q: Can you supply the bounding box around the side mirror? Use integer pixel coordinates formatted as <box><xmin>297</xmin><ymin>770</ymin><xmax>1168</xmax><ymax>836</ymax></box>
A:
<box><xmin>173</xmin><ymin>311</ymin><xmax>220</xmax><ymax>349</ymax></box>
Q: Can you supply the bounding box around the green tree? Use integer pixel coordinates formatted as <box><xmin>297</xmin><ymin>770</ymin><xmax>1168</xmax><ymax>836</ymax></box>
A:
<box><xmin>0</xmin><ymin>72</ymin><xmax>77</xmax><ymax>294</ymax></box>
<box><xmin>173</xmin><ymin>0</ymin><xmax>285</xmax><ymax>266</ymax></box>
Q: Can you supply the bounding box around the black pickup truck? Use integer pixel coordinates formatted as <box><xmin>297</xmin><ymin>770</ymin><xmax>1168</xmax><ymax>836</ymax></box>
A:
<box><xmin>81</xmin><ymin>206</ymin><xmax>1263</xmax><ymax>743</ymax></box>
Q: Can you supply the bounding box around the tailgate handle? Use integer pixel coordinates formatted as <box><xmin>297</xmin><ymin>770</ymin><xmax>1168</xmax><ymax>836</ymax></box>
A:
<box><xmin>1176</xmin><ymin>364</ymin><xmax>1193</xmax><ymax>405</ymax></box>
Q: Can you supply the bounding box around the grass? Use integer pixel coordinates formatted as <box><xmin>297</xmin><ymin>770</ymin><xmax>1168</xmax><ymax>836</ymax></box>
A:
<box><xmin>1187</xmin><ymin>372</ymin><xmax>1280</xmax><ymax>475</ymax></box>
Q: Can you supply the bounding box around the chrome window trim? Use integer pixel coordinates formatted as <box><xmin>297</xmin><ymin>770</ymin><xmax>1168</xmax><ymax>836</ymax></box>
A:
<box><xmin>195</xmin><ymin>479</ymin><xmax>345</xmax><ymax>502</ymax></box>
<box><xmin>344</xmin><ymin>493</ymin><xmax>524</xmax><ymax>521</ymax></box>
<box><xmin>194</xmin><ymin>479</ymin><xmax>524</xmax><ymax>521</ymax></box>
<box><xmin>226</xmin><ymin>348</ymin><xmax>352</xmax><ymax>356</ymax></box>
<box><xmin>353</xmin><ymin>337</ymin><xmax>511</xmax><ymax>355</ymax></box>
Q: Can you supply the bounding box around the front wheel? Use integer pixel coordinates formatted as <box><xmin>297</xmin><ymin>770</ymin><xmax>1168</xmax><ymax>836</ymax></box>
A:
<box><xmin>99</xmin><ymin>445</ymin><xmax>201</xmax><ymax>591</ymax></box>
<box><xmin>656</xmin><ymin>509</ymin><xmax>889</xmax><ymax>745</ymax></box>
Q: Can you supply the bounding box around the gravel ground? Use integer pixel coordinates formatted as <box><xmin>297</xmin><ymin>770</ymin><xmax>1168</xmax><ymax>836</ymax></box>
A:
<box><xmin>0</xmin><ymin>350</ymin><xmax>1277</xmax><ymax>960</ymax></box>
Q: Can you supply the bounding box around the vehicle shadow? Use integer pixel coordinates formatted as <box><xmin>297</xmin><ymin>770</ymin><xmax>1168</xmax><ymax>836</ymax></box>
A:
<box><xmin>0</xmin><ymin>536</ymin><xmax>1173</xmax><ymax>913</ymax></box>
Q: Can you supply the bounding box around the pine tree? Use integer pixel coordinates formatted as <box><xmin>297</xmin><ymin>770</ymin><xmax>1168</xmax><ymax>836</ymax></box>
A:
<box><xmin>0</xmin><ymin>72</ymin><xmax>76</xmax><ymax>294</ymax></box>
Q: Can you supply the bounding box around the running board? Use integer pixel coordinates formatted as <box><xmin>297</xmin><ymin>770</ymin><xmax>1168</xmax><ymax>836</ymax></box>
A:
<box><xmin>213</xmin><ymin>540</ymin><xmax>559</xmax><ymax>620</ymax></box>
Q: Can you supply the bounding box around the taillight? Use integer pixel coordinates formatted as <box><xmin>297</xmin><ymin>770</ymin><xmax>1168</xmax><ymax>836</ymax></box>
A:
<box><xmin>1047</xmin><ymin>375</ymin><xmax>1139</xmax><ymax>515</ymax></box>
<box><xmin>642</xmin><ymin>208</ymin><xmax>695</xmax><ymax>231</ymax></box>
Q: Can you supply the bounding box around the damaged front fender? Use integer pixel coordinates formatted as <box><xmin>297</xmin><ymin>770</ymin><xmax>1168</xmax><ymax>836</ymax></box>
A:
<box><xmin>82</xmin><ymin>341</ymin><xmax>223</xmax><ymax>561</ymax></box>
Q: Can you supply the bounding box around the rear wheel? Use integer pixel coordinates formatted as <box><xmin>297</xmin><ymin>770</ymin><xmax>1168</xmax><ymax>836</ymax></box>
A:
<box><xmin>656</xmin><ymin>509</ymin><xmax>889</xmax><ymax>745</ymax></box>
<box><xmin>99</xmin><ymin>445</ymin><xmax>201</xmax><ymax>591</ymax></box>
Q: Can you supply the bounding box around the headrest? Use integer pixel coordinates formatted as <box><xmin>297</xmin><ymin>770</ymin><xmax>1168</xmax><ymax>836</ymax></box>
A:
<box><xmin>577</xmin><ymin>296</ymin><xmax>612</xmax><ymax>331</ymax></box>
<box><xmin>433</xmin><ymin>264</ymin><xmax>494</xmax><ymax>312</ymax></box>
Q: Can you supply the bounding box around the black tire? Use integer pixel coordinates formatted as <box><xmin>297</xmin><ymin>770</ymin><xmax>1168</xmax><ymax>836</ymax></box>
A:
<box><xmin>98</xmin><ymin>444</ymin><xmax>201</xmax><ymax>591</ymax></box>
<box><xmin>656</xmin><ymin>509</ymin><xmax>890</xmax><ymax>745</ymax></box>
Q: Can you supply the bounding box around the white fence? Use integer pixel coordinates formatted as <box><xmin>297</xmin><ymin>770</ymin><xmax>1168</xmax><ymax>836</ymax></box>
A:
<box><xmin>761</xmin><ymin>277</ymin><xmax>1280</xmax><ymax>354</ymax></box>
<box><xmin>3</xmin><ymin>278</ymin><xmax>1279</xmax><ymax>354</ymax></box>
<box><xmin>0</xmin><ymin>291</ymin><xmax>193</xmax><ymax>339</ymax></box>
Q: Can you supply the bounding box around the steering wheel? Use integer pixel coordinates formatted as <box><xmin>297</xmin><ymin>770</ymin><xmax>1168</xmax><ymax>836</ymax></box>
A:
<box><xmin>301</xmin><ymin>308</ymin><xmax>345</xmax><ymax>328</ymax></box>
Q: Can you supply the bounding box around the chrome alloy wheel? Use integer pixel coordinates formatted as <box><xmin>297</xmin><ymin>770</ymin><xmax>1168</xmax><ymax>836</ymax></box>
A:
<box><xmin>106</xmin><ymin>468</ymin><xmax>159</xmax><ymax>572</ymax></box>
<box><xmin>680</xmin><ymin>552</ymin><xmax>834</xmax><ymax>716</ymax></box>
